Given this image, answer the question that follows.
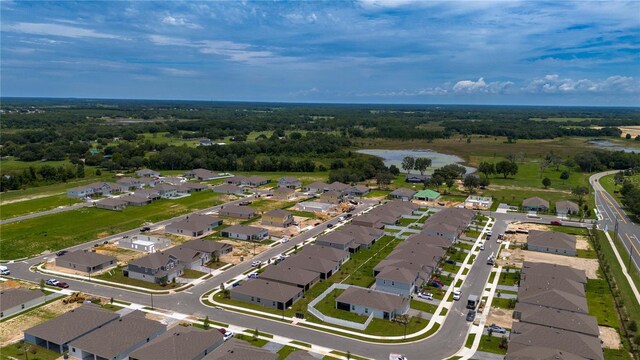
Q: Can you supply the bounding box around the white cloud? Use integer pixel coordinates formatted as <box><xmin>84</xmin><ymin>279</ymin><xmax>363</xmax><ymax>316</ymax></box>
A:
<box><xmin>524</xmin><ymin>74</ymin><xmax>639</xmax><ymax>94</ymax></box>
<box><xmin>358</xmin><ymin>0</ymin><xmax>423</xmax><ymax>9</ymax></box>
<box><xmin>161</xmin><ymin>15</ymin><xmax>200</xmax><ymax>29</ymax></box>
<box><xmin>3</xmin><ymin>22</ymin><xmax>120</xmax><ymax>39</ymax></box>
<box><xmin>453</xmin><ymin>77</ymin><xmax>514</xmax><ymax>94</ymax></box>
<box><xmin>160</xmin><ymin>67</ymin><xmax>197</xmax><ymax>76</ymax></box>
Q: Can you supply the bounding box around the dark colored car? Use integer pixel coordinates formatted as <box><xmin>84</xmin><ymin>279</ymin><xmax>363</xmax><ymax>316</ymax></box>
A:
<box><xmin>488</xmin><ymin>324</ymin><xmax>506</xmax><ymax>334</ymax></box>
<box><xmin>56</xmin><ymin>250</ymin><xmax>68</xmax><ymax>257</ymax></box>
<box><xmin>327</xmin><ymin>223</ymin><xmax>334</xmax><ymax>228</ymax></box>
<box><xmin>466</xmin><ymin>310</ymin><xmax>476</xmax><ymax>322</ymax></box>
<box><xmin>445</xmin><ymin>259</ymin><xmax>456</xmax><ymax>264</ymax></box>
<box><xmin>56</xmin><ymin>282</ymin><xmax>70</xmax><ymax>289</ymax></box>
<box><xmin>140</xmin><ymin>226</ymin><xmax>151</xmax><ymax>232</ymax></box>
<box><xmin>550</xmin><ymin>220</ymin><xmax>562</xmax><ymax>226</ymax></box>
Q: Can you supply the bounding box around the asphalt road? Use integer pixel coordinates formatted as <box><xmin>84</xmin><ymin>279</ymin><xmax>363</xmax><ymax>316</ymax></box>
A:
<box><xmin>591</xmin><ymin>171</ymin><xmax>640</xmax><ymax>271</ymax></box>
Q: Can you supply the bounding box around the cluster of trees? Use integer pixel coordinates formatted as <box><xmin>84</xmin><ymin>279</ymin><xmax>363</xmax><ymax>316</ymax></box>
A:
<box><xmin>620</xmin><ymin>180</ymin><xmax>640</xmax><ymax>218</ymax></box>
<box><xmin>0</xmin><ymin>163</ymin><xmax>86</xmax><ymax>191</ymax></box>
<box><xmin>401</xmin><ymin>156</ymin><xmax>433</xmax><ymax>175</ymax></box>
<box><xmin>328</xmin><ymin>156</ymin><xmax>388</xmax><ymax>184</ymax></box>
<box><xmin>574</xmin><ymin>151</ymin><xmax>640</xmax><ymax>173</ymax></box>
<box><xmin>478</xmin><ymin>160</ymin><xmax>519</xmax><ymax>179</ymax></box>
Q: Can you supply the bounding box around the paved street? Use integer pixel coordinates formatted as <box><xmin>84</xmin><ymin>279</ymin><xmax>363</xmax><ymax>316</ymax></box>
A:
<box><xmin>591</xmin><ymin>171</ymin><xmax>640</xmax><ymax>271</ymax></box>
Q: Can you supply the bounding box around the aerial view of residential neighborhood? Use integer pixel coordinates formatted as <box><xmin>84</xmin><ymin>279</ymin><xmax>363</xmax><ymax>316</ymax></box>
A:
<box><xmin>1</xmin><ymin>1</ymin><xmax>639</xmax><ymax>360</ymax></box>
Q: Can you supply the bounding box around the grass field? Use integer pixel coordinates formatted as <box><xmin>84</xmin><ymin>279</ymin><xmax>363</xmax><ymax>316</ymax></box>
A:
<box><xmin>1</xmin><ymin>191</ymin><xmax>224</xmax><ymax>259</ymax></box>
<box><xmin>477</xmin><ymin>335</ymin><xmax>508</xmax><ymax>354</ymax></box>
<box><xmin>585</xmin><ymin>278</ymin><xmax>620</xmax><ymax>328</ymax></box>
<box><xmin>314</xmin><ymin>288</ymin><xmax>369</xmax><ymax>324</ymax></box>
<box><xmin>1</xmin><ymin>194</ymin><xmax>83</xmax><ymax>220</ymax></box>
<box><xmin>410</xmin><ymin>299</ymin><xmax>438</xmax><ymax>314</ymax></box>
<box><xmin>0</xmin><ymin>342</ymin><xmax>60</xmax><ymax>360</ymax></box>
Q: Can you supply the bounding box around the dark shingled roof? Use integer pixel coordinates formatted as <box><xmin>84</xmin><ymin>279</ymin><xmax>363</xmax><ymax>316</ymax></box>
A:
<box><xmin>259</xmin><ymin>265</ymin><xmax>320</xmax><ymax>287</ymax></box>
<box><xmin>527</xmin><ymin>230</ymin><xmax>576</xmax><ymax>252</ymax></box>
<box><xmin>514</xmin><ymin>302</ymin><xmax>599</xmax><ymax>337</ymax></box>
<box><xmin>57</xmin><ymin>250</ymin><xmax>116</xmax><ymax>268</ymax></box>
<box><xmin>507</xmin><ymin>322</ymin><xmax>603</xmax><ymax>360</ymax></box>
<box><xmin>231</xmin><ymin>279</ymin><xmax>302</xmax><ymax>303</ymax></box>
<box><xmin>336</xmin><ymin>286</ymin><xmax>408</xmax><ymax>312</ymax></box>
<box><xmin>128</xmin><ymin>325</ymin><xmax>223</xmax><ymax>360</ymax></box>
<box><xmin>0</xmin><ymin>288</ymin><xmax>44</xmax><ymax>312</ymax></box>
<box><xmin>202</xmin><ymin>338</ymin><xmax>277</xmax><ymax>360</ymax></box>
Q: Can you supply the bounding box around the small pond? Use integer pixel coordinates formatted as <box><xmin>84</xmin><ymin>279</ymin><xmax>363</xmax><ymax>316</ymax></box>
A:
<box><xmin>356</xmin><ymin>149</ymin><xmax>476</xmax><ymax>175</ymax></box>
<box><xmin>589</xmin><ymin>140</ymin><xmax>639</xmax><ymax>153</ymax></box>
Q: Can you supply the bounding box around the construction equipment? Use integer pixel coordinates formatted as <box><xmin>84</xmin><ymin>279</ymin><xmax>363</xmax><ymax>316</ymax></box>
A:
<box><xmin>63</xmin><ymin>292</ymin><xmax>87</xmax><ymax>304</ymax></box>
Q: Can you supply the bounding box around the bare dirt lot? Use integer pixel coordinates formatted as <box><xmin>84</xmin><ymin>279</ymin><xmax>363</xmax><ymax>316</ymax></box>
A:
<box><xmin>219</xmin><ymin>240</ymin><xmax>272</xmax><ymax>265</ymax></box>
<box><xmin>497</xmin><ymin>248</ymin><xmax>599</xmax><ymax>279</ymax></box>
<box><xmin>619</xmin><ymin>126</ymin><xmax>640</xmax><ymax>139</ymax></box>
<box><xmin>600</xmin><ymin>326</ymin><xmax>622</xmax><ymax>349</ymax></box>
<box><xmin>486</xmin><ymin>308</ymin><xmax>514</xmax><ymax>330</ymax></box>
<box><xmin>0</xmin><ymin>297</ymin><xmax>80</xmax><ymax>346</ymax></box>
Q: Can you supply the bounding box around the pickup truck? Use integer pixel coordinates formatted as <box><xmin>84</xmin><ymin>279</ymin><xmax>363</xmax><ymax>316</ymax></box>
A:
<box><xmin>389</xmin><ymin>354</ymin><xmax>408</xmax><ymax>360</ymax></box>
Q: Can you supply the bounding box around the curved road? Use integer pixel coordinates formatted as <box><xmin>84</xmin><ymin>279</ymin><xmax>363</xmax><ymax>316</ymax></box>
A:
<box><xmin>590</xmin><ymin>171</ymin><xmax>640</xmax><ymax>271</ymax></box>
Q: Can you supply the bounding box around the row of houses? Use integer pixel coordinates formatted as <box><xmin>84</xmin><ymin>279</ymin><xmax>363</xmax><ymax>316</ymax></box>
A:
<box><xmin>229</xmin><ymin>242</ymin><xmax>354</xmax><ymax>309</ymax></box>
<box><xmin>522</xmin><ymin>197</ymin><xmax>580</xmax><ymax>215</ymax></box>
<box><xmin>351</xmin><ymin>201</ymin><xmax>420</xmax><ymax>229</ymax></box>
<box><xmin>527</xmin><ymin>230</ymin><xmax>577</xmax><ymax>256</ymax></box>
<box><xmin>303</xmin><ymin>181</ymin><xmax>370</xmax><ymax>197</ymax></box>
<box><xmin>23</xmin><ymin>303</ymin><xmax>286</xmax><ymax>360</ymax></box>
<box><xmin>92</xmin><ymin>182</ymin><xmax>208</xmax><ymax>211</ymax></box>
<box><xmin>225</xmin><ymin>174</ymin><xmax>270</xmax><ymax>187</ymax></box>
<box><xmin>0</xmin><ymin>288</ymin><xmax>46</xmax><ymax>319</ymax></box>
<box><xmin>506</xmin><ymin>261</ymin><xmax>603</xmax><ymax>360</ymax></box>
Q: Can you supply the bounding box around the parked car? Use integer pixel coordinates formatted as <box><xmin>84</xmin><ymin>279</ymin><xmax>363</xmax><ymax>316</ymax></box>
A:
<box><xmin>231</xmin><ymin>282</ymin><xmax>241</xmax><ymax>288</ymax></box>
<box><xmin>497</xmin><ymin>234</ymin><xmax>505</xmax><ymax>240</ymax></box>
<box><xmin>140</xmin><ymin>226</ymin><xmax>151</xmax><ymax>232</ymax></box>
<box><xmin>345</xmin><ymin>213</ymin><xmax>353</xmax><ymax>218</ymax></box>
<box><xmin>327</xmin><ymin>223</ymin><xmax>334</xmax><ymax>228</ymax></box>
<box><xmin>417</xmin><ymin>292</ymin><xmax>433</xmax><ymax>300</ymax></box>
<box><xmin>486</xmin><ymin>231</ymin><xmax>493</xmax><ymax>236</ymax></box>
<box><xmin>0</xmin><ymin>268</ymin><xmax>10</xmax><ymax>276</ymax></box>
<box><xmin>56</xmin><ymin>250</ymin><xmax>68</xmax><ymax>257</ymax></box>
<box><xmin>247</xmin><ymin>273</ymin><xmax>259</xmax><ymax>279</ymax></box>
<box><xmin>223</xmin><ymin>330</ymin><xmax>234</xmax><ymax>341</ymax></box>
<box><xmin>550</xmin><ymin>220</ymin><xmax>562</xmax><ymax>226</ymax></box>
<box><xmin>56</xmin><ymin>282</ymin><xmax>69</xmax><ymax>289</ymax></box>
<box><xmin>430</xmin><ymin>281</ymin><xmax>442</xmax><ymax>288</ymax></box>
<box><xmin>280</xmin><ymin>237</ymin><xmax>289</xmax><ymax>243</ymax></box>
<box><xmin>453</xmin><ymin>288</ymin><xmax>461</xmax><ymax>301</ymax></box>
<box><xmin>466</xmin><ymin>310</ymin><xmax>476</xmax><ymax>322</ymax></box>
<box><xmin>479</xmin><ymin>243</ymin><xmax>485</xmax><ymax>251</ymax></box>
<box><xmin>45</xmin><ymin>279</ymin><xmax>59</xmax><ymax>286</ymax></box>
<box><xmin>487</xmin><ymin>324</ymin><xmax>507</xmax><ymax>334</ymax></box>
<box><xmin>251</xmin><ymin>260</ymin><xmax>262</xmax><ymax>267</ymax></box>
<box><xmin>445</xmin><ymin>259</ymin><xmax>456</xmax><ymax>264</ymax></box>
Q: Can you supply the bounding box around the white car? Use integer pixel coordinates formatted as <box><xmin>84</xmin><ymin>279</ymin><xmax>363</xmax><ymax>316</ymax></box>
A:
<box><xmin>417</xmin><ymin>292</ymin><xmax>433</xmax><ymax>300</ymax></box>
<box><xmin>45</xmin><ymin>279</ymin><xmax>59</xmax><ymax>286</ymax></box>
<box><xmin>479</xmin><ymin>243</ymin><xmax>485</xmax><ymax>251</ymax></box>
<box><xmin>453</xmin><ymin>288</ymin><xmax>461</xmax><ymax>301</ymax></box>
<box><xmin>223</xmin><ymin>330</ymin><xmax>234</xmax><ymax>341</ymax></box>
<box><xmin>486</xmin><ymin>231</ymin><xmax>493</xmax><ymax>236</ymax></box>
<box><xmin>251</xmin><ymin>260</ymin><xmax>262</xmax><ymax>267</ymax></box>
<box><xmin>278</xmin><ymin>253</ymin><xmax>289</xmax><ymax>259</ymax></box>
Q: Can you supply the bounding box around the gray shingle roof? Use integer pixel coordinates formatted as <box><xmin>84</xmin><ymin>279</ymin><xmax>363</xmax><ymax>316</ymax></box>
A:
<box><xmin>522</xmin><ymin>196</ymin><xmax>550</xmax><ymax>208</ymax></box>
<box><xmin>25</xmin><ymin>304</ymin><xmax>119</xmax><ymax>345</ymax></box>
<box><xmin>69</xmin><ymin>311</ymin><xmax>166</xmax><ymax>359</ymax></box>
<box><xmin>556</xmin><ymin>200</ymin><xmax>579</xmax><ymax>213</ymax></box>
<box><xmin>96</xmin><ymin>197</ymin><xmax>128</xmax><ymax>207</ymax></box>
<box><xmin>521</xmin><ymin>261</ymin><xmax>586</xmax><ymax>284</ymax></box>
<box><xmin>202</xmin><ymin>338</ymin><xmax>277</xmax><ymax>360</ymax></box>
<box><xmin>168</xmin><ymin>214</ymin><xmax>221</xmax><ymax>233</ymax></box>
<box><xmin>260</xmin><ymin>265</ymin><xmax>320</xmax><ymax>287</ymax></box>
<box><xmin>182</xmin><ymin>239</ymin><xmax>232</xmax><ymax>254</ymax></box>
<box><xmin>390</xmin><ymin>188</ymin><xmax>417</xmax><ymax>197</ymax></box>
<box><xmin>128</xmin><ymin>325</ymin><xmax>223</xmax><ymax>360</ymax></box>
<box><xmin>336</xmin><ymin>286</ymin><xmax>408</xmax><ymax>312</ymax></box>
<box><xmin>316</xmin><ymin>232</ymin><xmax>355</xmax><ymax>246</ymax></box>
<box><xmin>264</xmin><ymin>209</ymin><xmax>292</xmax><ymax>218</ymax></box>
<box><xmin>527</xmin><ymin>230</ymin><xmax>576</xmax><ymax>252</ymax></box>
<box><xmin>299</xmin><ymin>245</ymin><xmax>349</xmax><ymax>263</ymax></box>
<box><xmin>230</xmin><ymin>279</ymin><xmax>302</xmax><ymax>303</ymax></box>
<box><xmin>284</xmin><ymin>254</ymin><xmax>338</xmax><ymax>274</ymax></box>
<box><xmin>57</xmin><ymin>250</ymin><xmax>116</xmax><ymax>267</ymax></box>
<box><xmin>376</xmin><ymin>267</ymin><xmax>416</xmax><ymax>283</ymax></box>
<box><xmin>219</xmin><ymin>205</ymin><xmax>256</xmax><ymax>217</ymax></box>
<box><xmin>514</xmin><ymin>302</ymin><xmax>599</xmax><ymax>337</ymax></box>
<box><xmin>223</xmin><ymin>224</ymin><xmax>268</xmax><ymax>236</ymax></box>
<box><xmin>508</xmin><ymin>322</ymin><xmax>603</xmax><ymax>360</ymax></box>
<box><xmin>0</xmin><ymin>288</ymin><xmax>44</xmax><ymax>312</ymax></box>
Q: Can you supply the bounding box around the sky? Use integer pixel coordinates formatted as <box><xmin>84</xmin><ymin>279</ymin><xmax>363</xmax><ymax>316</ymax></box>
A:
<box><xmin>1</xmin><ymin>0</ymin><xmax>639</xmax><ymax>106</ymax></box>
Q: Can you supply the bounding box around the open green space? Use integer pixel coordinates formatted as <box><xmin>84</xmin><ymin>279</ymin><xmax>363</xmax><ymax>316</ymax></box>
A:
<box><xmin>277</xmin><ymin>345</ymin><xmax>298</xmax><ymax>360</ymax></box>
<box><xmin>477</xmin><ymin>335</ymin><xmax>508</xmax><ymax>355</ymax></box>
<box><xmin>314</xmin><ymin>288</ymin><xmax>369</xmax><ymax>324</ymax></box>
<box><xmin>1</xmin><ymin>190</ymin><xmax>224</xmax><ymax>259</ymax></box>
<box><xmin>586</xmin><ymin>278</ymin><xmax>621</xmax><ymax>328</ymax></box>
<box><xmin>101</xmin><ymin>303</ymin><xmax>125</xmax><ymax>311</ymax></box>
<box><xmin>0</xmin><ymin>342</ymin><xmax>60</xmax><ymax>360</ymax></box>
<box><xmin>181</xmin><ymin>269</ymin><xmax>207</xmax><ymax>279</ymax></box>
<box><xmin>491</xmin><ymin>297</ymin><xmax>516</xmax><ymax>309</ymax></box>
<box><xmin>497</xmin><ymin>270</ymin><xmax>520</xmax><ymax>286</ymax></box>
<box><xmin>603</xmin><ymin>348</ymin><xmax>633</xmax><ymax>360</ymax></box>
<box><xmin>235</xmin><ymin>333</ymin><xmax>269</xmax><ymax>348</ymax></box>
<box><xmin>1</xmin><ymin>194</ymin><xmax>83</xmax><ymax>220</ymax></box>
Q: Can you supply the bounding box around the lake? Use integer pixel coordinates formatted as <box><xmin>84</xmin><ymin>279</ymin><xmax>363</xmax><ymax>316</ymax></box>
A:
<box><xmin>589</xmin><ymin>140</ymin><xmax>639</xmax><ymax>153</ymax></box>
<box><xmin>356</xmin><ymin>149</ymin><xmax>476</xmax><ymax>175</ymax></box>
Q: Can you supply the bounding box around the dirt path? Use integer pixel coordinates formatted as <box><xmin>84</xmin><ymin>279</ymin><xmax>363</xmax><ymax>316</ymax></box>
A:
<box><xmin>600</xmin><ymin>326</ymin><xmax>622</xmax><ymax>349</ymax></box>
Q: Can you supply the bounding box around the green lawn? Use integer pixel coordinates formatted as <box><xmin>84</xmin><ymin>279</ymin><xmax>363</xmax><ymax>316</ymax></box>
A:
<box><xmin>477</xmin><ymin>335</ymin><xmax>508</xmax><ymax>355</ymax></box>
<box><xmin>278</xmin><ymin>345</ymin><xmax>298</xmax><ymax>360</ymax></box>
<box><xmin>0</xmin><ymin>342</ymin><xmax>60</xmax><ymax>360</ymax></box>
<box><xmin>314</xmin><ymin>288</ymin><xmax>369</xmax><ymax>324</ymax></box>
<box><xmin>101</xmin><ymin>303</ymin><xmax>125</xmax><ymax>311</ymax></box>
<box><xmin>398</xmin><ymin>217</ymin><xmax>419</xmax><ymax>226</ymax></box>
<box><xmin>235</xmin><ymin>333</ymin><xmax>269</xmax><ymax>348</ymax></box>
<box><xmin>465</xmin><ymin>333</ymin><xmax>476</xmax><ymax>348</ymax></box>
<box><xmin>0</xmin><ymin>194</ymin><xmax>83</xmax><ymax>220</ymax></box>
<box><xmin>1</xmin><ymin>191</ymin><xmax>224</xmax><ymax>259</ymax></box>
<box><xmin>181</xmin><ymin>269</ymin><xmax>207</xmax><ymax>279</ymax></box>
<box><xmin>603</xmin><ymin>348</ymin><xmax>633</xmax><ymax>360</ymax></box>
<box><xmin>585</xmin><ymin>278</ymin><xmax>621</xmax><ymax>328</ymax></box>
<box><xmin>410</xmin><ymin>299</ymin><xmax>438</xmax><ymax>314</ymax></box>
<box><xmin>497</xmin><ymin>270</ymin><xmax>520</xmax><ymax>286</ymax></box>
<box><xmin>491</xmin><ymin>297</ymin><xmax>516</xmax><ymax>309</ymax></box>
<box><xmin>95</xmin><ymin>266</ymin><xmax>180</xmax><ymax>291</ymax></box>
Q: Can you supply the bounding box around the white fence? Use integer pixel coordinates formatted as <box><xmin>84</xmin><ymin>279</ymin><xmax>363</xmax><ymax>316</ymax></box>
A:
<box><xmin>307</xmin><ymin>283</ymin><xmax>374</xmax><ymax>331</ymax></box>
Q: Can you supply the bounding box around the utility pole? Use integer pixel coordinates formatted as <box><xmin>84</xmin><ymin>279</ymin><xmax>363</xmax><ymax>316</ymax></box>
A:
<box><xmin>151</xmin><ymin>294</ymin><xmax>154</xmax><ymax>310</ymax></box>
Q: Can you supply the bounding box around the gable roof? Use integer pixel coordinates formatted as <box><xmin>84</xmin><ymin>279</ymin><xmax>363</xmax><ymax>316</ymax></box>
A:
<box><xmin>305</xmin><ymin>181</ymin><xmax>328</xmax><ymax>190</ymax></box>
<box><xmin>57</xmin><ymin>250</ymin><xmax>116</xmax><ymax>267</ymax></box>
<box><xmin>316</xmin><ymin>232</ymin><xmax>355</xmax><ymax>246</ymax></box>
<box><xmin>390</xmin><ymin>188</ymin><xmax>417</xmax><ymax>197</ymax></box>
<box><xmin>96</xmin><ymin>197</ymin><xmax>128</xmax><ymax>207</ymax></box>
<box><xmin>213</xmin><ymin>184</ymin><xmax>244</xmax><ymax>193</ymax></box>
<box><xmin>128</xmin><ymin>325</ymin><xmax>223</xmax><ymax>360</ymax></box>
<box><xmin>556</xmin><ymin>200</ymin><xmax>580</xmax><ymax>212</ymax></box>
<box><xmin>231</xmin><ymin>279</ymin><xmax>302</xmax><ymax>302</ymax></box>
<box><xmin>521</xmin><ymin>261</ymin><xmax>586</xmax><ymax>284</ymax></box>
<box><xmin>336</xmin><ymin>286</ymin><xmax>408</xmax><ymax>312</ymax></box>
<box><xmin>220</xmin><ymin>205</ymin><xmax>256</xmax><ymax>217</ymax></box>
<box><xmin>285</xmin><ymin>254</ymin><xmax>338</xmax><ymax>274</ymax></box>
<box><xmin>164</xmin><ymin>246</ymin><xmax>204</xmax><ymax>263</ymax></box>
<box><xmin>522</xmin><ymin>196</ymin><xmax>550</xmax><ymax>207</ymax></box>
<box><xmin>25</xmin><ymin>304</ymin><xmax>119</xmax><ymax>345</ymax></box>
<box><xmin>168</xmin><ymin>214</ymin><xmax>221</xmax><ymax>233</ymax></box>
<box><xmin>223</xmin><ymin>224</ymin><xmax>268</xmax><ymax>236</ymax></box>
<box><xmin>260</xmin><ymin>265</ymin><xmax>320</xmax><ymax>286</ymax></box>
<box><xmin>129</xmin><ymin>251</ymin><xmax>175</xmax><ymax>269</ymax></box>
<box><xmin>202</xmin><ymin>338</ymin><xmax>276</xmax><ymax>360</ymax></box>
<box><xmin>514</xmin><ymin>302</ymin><xmax>599</xmax><ymax>337</ymax></box>
<box><xmin>264</xmin><ymin>209</ymin><xmax>292</xmax><ymax>218</ymax></box>
<box><xmin>182</xmin><ymin>239</ymin><xmax>232</xmax><ymax>254</ymax></box>
<box><xmin>300</xmin><ymin>245</ymin><xmax>349</xmax><ymax>262</ymax></box>
<box><xmin>508</xmin><ymin>322</ymin><xmax>603</xmax><ymax>360</ymax></box>
<box><xmin>527</xmin><ymin>230</ymin><xmax>576</xmax><ymax>252</ymax></box>
<box><xmin>376</xmin><ymin>266</ymin><xmax>417</xmax><ymax>283</ymax></box>
<box><xmin>69</xmin><ymin>311</ymin><xmax>166</xmax><ymax>359</ymax></box>
<box><xmin>0</xmin><ymin>288</ymin><xmax>44</xmax><ymax>312</ymax></box>
<box><xmin>404</xmin><ymin>233</ymin><xmax>453</xmax><ymax>248</ymax></box>
<box><xmin>413</xmin><ymin>189</ymin><xmax>440</xmax><ymax>199</ymax></box>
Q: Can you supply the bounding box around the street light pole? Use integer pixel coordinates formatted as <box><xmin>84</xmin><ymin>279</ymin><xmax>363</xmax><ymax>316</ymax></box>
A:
<box><xmin>151</xmin><ymin>294</ymin><xmax>154</xmax><ymax>310</ymax></box>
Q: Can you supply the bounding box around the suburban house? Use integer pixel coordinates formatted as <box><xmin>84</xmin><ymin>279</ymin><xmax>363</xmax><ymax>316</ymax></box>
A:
<box><xmin>374</xmin><ymin>267</ymin><xmax>419</xmax><ymax>297</ymax></box>
<box><xmin>413</xmin><ymin>189</ymin><xmax>440</xmax><ymax>201</ymax></box>
<box><xmin>133</xmin><ymin>188</ymin><xmax>161</xmax><ymax>201</ymax></box>
<box><xmin>318</xmin><ymin>190</ymin><xmax>343</xmax><ymax>204</ymax></box>
<box><xmin>182</xmin><ymin>239</ymin><xmax>233</xmax><ymax>258</ymax></box>
<box><xmin>199</xmin><ymin>138</ymin><xmax>213</xmax><ymax>146</ymax></box>
<box><xmin>165</xmin><ymin>214</ymin><xmax>222</xmax><ymax>237</ymax></box>
<box><xmin>521</xmin><ymin>261</ymin><xmax>587</xmax><ymax>285</ymax></box>
<box><xmin>338</xmin><ymin>225</ymin><xmax>384</xmax><ymax>249</ymax></box>
<box><xmin>389</xmin><ymin>188</ymin><xmax>417</xmax><ymax>201</ymax></box>
<box><xmin>404</xmin><ymin>233</ymin><xmax>452</xmax><ymax>249</ymax></box>
<box><xmin>225</xmin><ymin>175</ymin><xmax>246</xmax><ymax>185</ymax></box>
<box><xmin>136</xmin><ymin>169</ymin><xmax>160</xmax><ymax>178</ymax></box>
<box><xmin>272</xmin><ymin>187</ymin><xmax>296</xmax><ymax>200</ymax></box>
<box><xmin>315</xmin><ymin>232</ymin><xmax>358</xmax><ymax>253</ymax></box>
<box><xmin>0</xmin><ymin>288</ymin><xmax>46</xmax><ymax>319</ymax></box>
<box><xmin>221</xmin><ymin>224</ymin><xmax>269</xmax><ymax>242</ymax></box>
<box><xmin>513</xmin><ymin>302</ymin><xmax>599</xmax><ymax>337</ymax></box>
<box><xmin>185</xmin><ymin>168</ymin><xmax>219</xmax><ymax>181</ymax></box>
<box><xmin>421</xmin><ymin>222</ymin><xmax>459</xmax><ymax>242</ymax></box>
<box><xmin>212</xmin><ymin>184</ymin><xmax>245</xmax><ymax>195</ymax></box>
<box><xmin>230</xmin><ymin>279</ymin><xmax>303</xmax><ymax>310</ymax></box>
<box><xmin>300</xmin><ymin>245</ymin><xmax>351</xmax><ymax>266</ymax></box>
<box><xmin>95</xmin><ymin>197</ymin><xmax>128</xmax><ymax>211</ymax></box>
<box><xmin>326</xmin><ymin>181</ymin><xmax>351</xmax><ymax>194</ymax></box>
<box><xmin>517</xmin><ymin>277</ymin><xmax>588</xmax><ymax>314</ymax></box>
<box><xmin>67</xmin><ymin>182</ymin><xmax>121</xmax><ymax>199</ymax></box>
<box><xmin>363</xmin><ymin>201</ymin><xmax>420</xmax><ymax>226</ymax></box>
<box><xmin>55</xmin><ymin>250</ymin><xmax>117</xmax><ymax>274</ymax></box>
<box><xmin>203</xmin><ymin>338</ymin><xmax>277</xmax><ymax>360</ymax></box>
<box><xmin>161</xmin><ymin>177</ymin><xmax>184</xmax><ymax>186</ymax></box>
<box><xmin>177</xmin><ymin>182</ymin><xmax>208</xmax><ymax>194</ymax></box>
<box><xmin>119</xmin><ymin>235</ymin><xmax>172</xmax><ymax>253</ymax></box>
<box><xmin>68</xmin><ymin>311</ymin><xmax>166</xmax><ymax>360</ymax></box>
<box><xmin>556</xmin><ymin>200</ymin><xmax>580</xmax><ymax>216</ymax></box>
<box><xmin>283</xmin><ymin>254</ymin><xmax>340</xmax><ymax>280</ymax></box>
<box><xmin>303</xmin><ymin>181</ymin><xmax>328</xmax><ymax>193</ymax></box>
<box><xmin>351</xmin><ymin>214</ymin><xmax>384</xmax><ymax>229</ymax></box>
<box><xmin>259</xmin><ymin>265</ymin><xmax>320</xmax><ymax>292</ymax></box>
<box><xmin>345</xmin><ymin>185</ymin><xmax>370</xmax><ymax>197</ymax></box>
<box><xmin>405</xmin><ymin>174</ymin><xmax>430</xmax><ymax>183</ymax></box>
<box><xmin>153</xmin><ymin>184</ymin><xmax>179</xmax><ymax>198</ymax></box>
<box><xmin>129</xmin><ymin>325</ymin><xmax>224</xmax><ymax>360</ymax></box>
<box><xmin>219</xmin><ymin>205</ymin><xmax>257</xmax><ymax>219</ymax></box>
<box><xmin>278</xmin><ymin>176</ymin><xmax>301</xmax><ymax>189</ymax></box>
<box><xmin>24</xmin><ymin>304</ymin><xmax>120</xmax><ymax>353</ymax></box>
<box><xmin>120</xmin><ymin>195</ymin><xmax>151</xmax><ymax>206</ymax></box>
<box><xmin>294</xmin><ymin>201</ymin><xmax>336</xmax><ymax>213</ymax></box>
<box><xmin>126</xmin><ymin>252</ymin><xmax>184</xmax><ymax>284</ymax></box>
<box><xmin>522</xmin><ymin>196</ymin><xmax>550</xmax><ymax>212</ymax></box>
<box><xmin>164</xmin><ymin>247</ymin><xmax>209</xmax><ymax>268</ymax></box>
<box><xmin>244</xmin><ymin>175</ymin><xmax>270</xmax><ymax>187</ymax></box>
<box><xmin>262</xmin><ymin>209</ymin><xmax>295</xmax><ymax>227</ymax></box>
<box><xmin>116</xmin><ymin>177</ymin><xmax>145</xmax><ymax>190</ymax></box>
<box><xmin>464</xmin><ymin>195</ymin><xmax>493</xmax><ymax>210</ymax></box>
<box><xmin>336</xmin><ymin>286</ymin><xmax>409</xmax><ymax>320</ymax></box>
<box><xmin>527</xmin><ymin>230</ymin><xmax>577</xmax><ymax>256</ymax></box>
<box><xmin>507</xmin><ymin>322</ymin><xmax>604</xmax><ymax>360</ymax></box>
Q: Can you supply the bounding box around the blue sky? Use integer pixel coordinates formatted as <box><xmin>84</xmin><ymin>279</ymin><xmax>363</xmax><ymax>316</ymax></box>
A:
<box><xmin>1</xmin><ymin>0</ymin><xmax>639</xmax><ymax>106</ymax></box>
